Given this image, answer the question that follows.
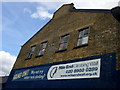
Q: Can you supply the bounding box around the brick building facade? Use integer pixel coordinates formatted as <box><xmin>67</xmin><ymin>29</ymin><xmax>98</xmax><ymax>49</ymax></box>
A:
<box><xmin>4</xmin><ymin>3</ymin><xmax>120</xmax><ymax>88</ymax></box>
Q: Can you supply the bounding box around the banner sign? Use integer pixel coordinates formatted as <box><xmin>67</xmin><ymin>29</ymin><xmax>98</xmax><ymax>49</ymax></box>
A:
<box><xmin>12</xmin><ymin>59</ymin><xmax>101</xmax><ymax>81</ymax></box>
<box><xmin>47</xmin><ymin>59</ymin><xmax>101</xmax><ymax>80</ymax></box>
<box><xmin>12</xmin><ymin>66</ymin><xmax>49</xmax><ymax>81</ymax></box>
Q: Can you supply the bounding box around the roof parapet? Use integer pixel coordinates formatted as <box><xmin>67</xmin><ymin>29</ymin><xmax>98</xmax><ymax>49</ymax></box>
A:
<box><xmin>53</xmin><ymin>3</ymin><xmax>74</xmax><ymax>19</ymax></box>
<box><xmin>111</xmin><ymin>6</ymin><xmax>120</xmax><ymax>22</ymax></box>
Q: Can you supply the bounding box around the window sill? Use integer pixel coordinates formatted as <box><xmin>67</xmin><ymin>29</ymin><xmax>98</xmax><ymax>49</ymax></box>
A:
<box><xmin>73</xmin><ymin>44</ymin><xmax>88</xmax><ymax>49</ymax></box>
<box><xmin>55</xmin><ymin>49</ymin><xmax>67</xmax><ymax>53</ymax></box>
<box><xmin>35</xmin><ymin>55</ymin><xmax>43</xmax><ymax>58</ymax></box>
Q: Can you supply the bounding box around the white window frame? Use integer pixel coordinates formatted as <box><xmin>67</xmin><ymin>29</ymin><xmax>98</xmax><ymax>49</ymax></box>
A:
<box><xmin>77</xmin><ymin>27</ymin><xmax>90</xmax><ymax>47</ymax></box>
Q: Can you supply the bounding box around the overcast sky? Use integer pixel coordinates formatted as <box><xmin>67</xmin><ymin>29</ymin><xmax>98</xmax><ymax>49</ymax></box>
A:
<box><xmin>0</xmin><ymin>0</ymin><xmax>119</xmax><ymax>76</ymax></box>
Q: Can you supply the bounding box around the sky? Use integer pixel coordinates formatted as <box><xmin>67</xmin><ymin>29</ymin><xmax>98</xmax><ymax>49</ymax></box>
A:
<box><xmin>0</xmin><ymin>0</ymin><xmax>119</xmax><ymax>76</ymax></box>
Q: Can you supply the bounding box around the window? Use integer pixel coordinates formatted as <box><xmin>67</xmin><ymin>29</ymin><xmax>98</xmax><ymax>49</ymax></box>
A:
<box><xmin>26</xmin><ymin>45</ymin><xmax>36</xmax><ymax>59</ymax></box>
<box><xmin>77</xmin><ymin>27</ymin><xmax>90</xmax><ymax>46</ymax></box>
<box><xmin>58</xmin><ymin>34</ymin><xmax>70</xmax><ymax>51</ymax></box>
<box><xmin>37</xmin><ymin>42</ymin><xmax>48</xmax><ymax>56</ymax></box>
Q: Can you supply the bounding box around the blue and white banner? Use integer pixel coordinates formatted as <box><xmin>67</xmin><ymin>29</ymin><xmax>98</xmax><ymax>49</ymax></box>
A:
<box><xmin>12</xmin><ymin>66</ymin><xmax>50</xmax><ymax>81</ymax></box>
<box><xmin>12</xmin><ymin>59</ymin><xmax>101</xmax><ymax>81</ymax></box>
<box><xmin>47</xmin><ymin>59</ymin><xmax>101</xmax><ymax>80</ymax></box>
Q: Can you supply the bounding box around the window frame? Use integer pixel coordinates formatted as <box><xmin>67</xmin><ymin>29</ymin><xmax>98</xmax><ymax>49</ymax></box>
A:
<box><xmin>74</xmin><ymin>27</ymin><xmax>90</xmax><ymax>49</ymax></box>
<box><xmin>56</xmin><ymin>34</ymin><xmax>70</xmax><ymax>53</ymax></box>
<box><xmin>25</xmin><ymin>45</ymin><xmax>36</xmax><ymax>60</ymax></box>
<box><xmin>36</xmin><ymin>41</ymin><xmax>48</xmax><ymax>57</ymax></box>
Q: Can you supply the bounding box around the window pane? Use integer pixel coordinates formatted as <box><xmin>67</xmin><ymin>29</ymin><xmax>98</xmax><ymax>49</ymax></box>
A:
<box><xmin>83</xmin><ymin>28</ymin><xmax>89</xmax><ymax>37</ymax></box>
<box><xmin>77</xmin><ymin>38</ymin><xmax>82</xmax><ymax>46</ymax></box>
<box><xmin>31</xmin><ymin>46</ymin><xmax>36</xmax><ymax>52</ymax></box>
<box><xmin>82</xmin><ymin>36</ymin><xmax>88</xmax><ymax>45</ymax></box>
<box><xmin>77</xmin><ymin>27</ymin><xmax>89</xmax><ymax>46</ymax></box>
<box><xmin>59</xmin><ymin>43</ymin><xmax>68</xmax><ymax>50</ymax></box>
<box><xmin>38</xmin><ymin>42</ymin><xmax>47</xmax><ymax>56</ymax></box>
<box><xmin>79</xmin><ymin>31</ymin><xmax>83</xmax><ymax>38</ymax></box>
<box><xmin>63</xmin><ymin>43</ymin><xmax>68</xmax><ymax>49</ymax></box>
<box><xmin>27</xmin><ymin>46</ymin><xmax>36</xmax><ymax>59</ymax></box>
<box><xmin>59</xmin><ymin>43</ymin><xmax>64</xmax><ymax>50</ymax></box>
<box><xmin>38</xmin><ymin>44</ymin><xmax>43</xmax><ymax>51</ymax></box>
<box><xmin>64</xmin><ymin>35</ymin><xmax>70</xmax><ymax>42</ymax></box>
<box><xmin>60</xmin><ymin>37</ymin><xmax>65</xmax><ymax>43</ymax></box>
<box><xmin>38</xmin><ymin>50</ymin><xmax>44</xmax><ymax>56</ymax></box>
<box><xmin>59</xmin><ymin>35</ymin><xmax>69</xmax><ymax>50</ymax></box>
<box><xmin>42</xmin><ymin>42</ymin><xmax>47</xmax><ymax>48</ymax></box>
<box><xmin>61</xmin><ymin>35</ymin><xmax>70</xmax><ymax>43</ymax></box>
<box><xmin>27</xmin><ymin>54</ymin><xmax>32</xmax><ymax>59</ymax></box>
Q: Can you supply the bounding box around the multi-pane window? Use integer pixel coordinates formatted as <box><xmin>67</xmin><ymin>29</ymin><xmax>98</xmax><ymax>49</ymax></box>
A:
<box><xmin>27</xmin><ymin>45</ymin><xmax>36</xmax><ymax>59</ymax></box>
<box><xmin>38</xmin><ymin>42</ymin><xmax>48</xmax><ymax>56</ymax></box>
<box><xmin>59</xmin><ymin>34</ymin><xmax>70</xmax><ymax>51</ymax></box>
<box><xmin>77</xmin><ymin>27</ymin><xmax>90</xmax><ymax>46</ymax></box>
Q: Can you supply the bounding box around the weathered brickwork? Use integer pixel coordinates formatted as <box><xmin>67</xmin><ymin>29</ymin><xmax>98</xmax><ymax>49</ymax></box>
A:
<box><xmin>13</xmin><ymin>4</ymin><xmax>120</xmax><ymax>70</ymax></box>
